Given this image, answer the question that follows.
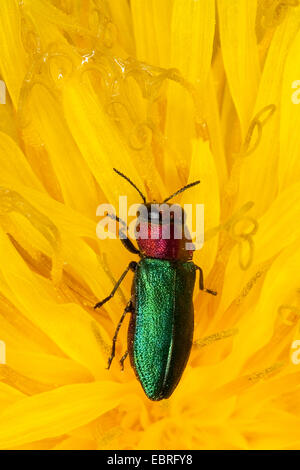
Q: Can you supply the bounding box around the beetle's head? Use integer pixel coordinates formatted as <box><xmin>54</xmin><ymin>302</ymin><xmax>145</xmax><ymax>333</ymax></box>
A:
<box><xmin>136</xmin><ymin>202</ymin><xmax>185</xmax><ymax>226</ymax></box>
<box><xmin>113</xmin><ymin>168</ymin><xmax>200</xmax><ymax>260</ymax></box>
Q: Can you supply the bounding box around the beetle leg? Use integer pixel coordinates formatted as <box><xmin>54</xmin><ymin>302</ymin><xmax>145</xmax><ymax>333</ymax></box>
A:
<box><xmin>94</xmin><ymin>261</ymin><xmax>137</xmax><ymax>309</ymax></box>
<box><xmin>107</xmin><ymin>213</ymin><xmax>140</xmax><ymax>255</ymax></box>
<box><xmin>120</xmin><ymin>237</ymin><xmax>140</xmax><ymax>255</ymax></box>
<box><xmin>107</xmin><ymin>302</ymin><xmax>133</xmax><ymax>370</ymax></box>
<box><xmin>120</xmin><ymin>350</ymin><xmax>129</xmax><ymax>371</ymax></box>
<box><xmin>195</xmin><ymin>265</ymin><xmax>217</xmax><ymax>296</ymax></box>
<box><xmin>106</xmin><ymin>213</ymin><xmax>127</xmax><ymax>228</ymax></box>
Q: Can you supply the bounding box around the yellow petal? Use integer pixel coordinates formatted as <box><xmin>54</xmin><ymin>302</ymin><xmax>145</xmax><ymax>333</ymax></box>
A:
<box><xmin>236</xmin><ymin>7</ymin><xmax>300</xmax><ymax>216</ymax></box>
<box><xmin>164</xmin><ymin>0</ymin><xmax>215</xmax><ymax>186</ymax></box>
<box><xmin>219</xmin><ymin>182</ymin><xmax>300</xmax><ymax>312</ymax></box>
<box><xmin>186</xmin><ymin>139</ymin><xmax>220</xmax><ymax>276</ymax></box>
<box><xmin>52</xmin><ymin>435</ymin><xmax>96</xmax><ymax>450</ymax></box>
<box><xmin>0</xmin><ymin>1</ymin><xmax>27</xmax><ymax>107</ymax></box>
<box><xmin>131</xmin><ymin>0</ymin><xmax>173</xmax><ymax>67</ymax></box>
<box><xmin>279</xmin><ymin>28</ymin><xmax>300</xmax><ymax>190</ymax></box>
<box><xmin>0</xmin><ymin>381</ymin><xmax>121</xmax><ymax>449</ymax></box>
<box><xmin>8</xmin><ymin>350</ymin><xmax>93</xmax><ymax>386</ymax></box>
<box><xmin>0</xmin><ymin>132</ymin><xmax>44</xmax><ymax>191</ymax></box>
<box><xmin>0</xmin><ymin>383</ymin><xmax>25</xmax><ymax>410</ymax></box>
<box><xmin>0</xmin><ymin>228</ymin><xmax>110</xmax><ymax>377</ymax></box>
<box><xmin>25</xmin><ymin>84</ymin><xmax>98</xmax><ymax>217</ymax></box>
<box><xmin>255</xmin><ymin>183</ymin><xmax>300</xmax><ymax>264</ymax></box>
<box><xmin>109</xmin><ymin>0</ymin><xmax>135</xmax><ymax>56</ymax></box>
<box><xmin>63</xmin><ymin>76</ymin><xmax>148</xmax><ymax>207</ymax></box>
<box><xmin>218</xmin><ymin>0</ymin><xmax>260</xmax><ymax>137</ymax></box>
<box><xmin>218</xmin><ymin>241</ymin><xmax>300</xmax><ymax>381</ymax></box>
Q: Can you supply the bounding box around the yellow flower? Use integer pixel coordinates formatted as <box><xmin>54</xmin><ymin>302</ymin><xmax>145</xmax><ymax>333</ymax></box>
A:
<box><xmin>0</xmin><ymin>0</ymin><xmax>299</xmax><ymax>450</ymax></box>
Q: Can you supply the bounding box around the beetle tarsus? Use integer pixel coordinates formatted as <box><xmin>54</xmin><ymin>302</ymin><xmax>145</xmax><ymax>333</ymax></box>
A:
<box><xmin>106</xmin><ymin>357</ymin><xmax>113</xmax><ymax>370</ymax></box>
<box><xmin>106</xmin><ymin>301</ymin><xmax>133</xmax><ymax>369</ymax></box>
<box><xmin>94</xmin><ymin>295</ymin><xmax>111</xmax><ymax>309</ymax></box>
<box><xmin>195</xmin><ymin>265</ymin><xmax>217</xmax><ymax>296</ymax></box>
<box><xmin>120</xmin><ymin>350</ymin><xmax>129</xmax><ymax>371</ymax></box>
<box><xmin>205</xmin><ymin>288</ymin><xmax>217</xmax><ymax>296</ymax></box>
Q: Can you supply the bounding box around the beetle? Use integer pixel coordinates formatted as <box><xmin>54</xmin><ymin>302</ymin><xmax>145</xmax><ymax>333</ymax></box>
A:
<box><xmin>94</xmin><ymin>168</ymin><xmax>217</xmax><ymax>401</ymax></box>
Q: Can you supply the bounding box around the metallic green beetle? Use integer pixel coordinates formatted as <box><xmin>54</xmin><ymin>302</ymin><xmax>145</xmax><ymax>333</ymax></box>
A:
<box><xmin>95</xmin><ymin>169</ymin><xmax>217</xmax><ymax>401</ymax></box>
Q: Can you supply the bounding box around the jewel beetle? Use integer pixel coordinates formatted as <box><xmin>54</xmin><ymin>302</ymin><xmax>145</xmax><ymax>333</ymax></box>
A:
<box><xmin>95</xmin><ymin>169</ymin><xmax>217</xmax><ymax>401</ymax></box>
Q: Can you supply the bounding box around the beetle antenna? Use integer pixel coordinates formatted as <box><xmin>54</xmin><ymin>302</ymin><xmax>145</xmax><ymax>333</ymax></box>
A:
<box><xmin>163</xmin><ymin>180</ymin><xmax>200</xmax><ymax>203</ymax></box>
<box><xmin>113</xmin><ymin>168</ymin><xmax>146</xmax><ymax>203</ymax></box>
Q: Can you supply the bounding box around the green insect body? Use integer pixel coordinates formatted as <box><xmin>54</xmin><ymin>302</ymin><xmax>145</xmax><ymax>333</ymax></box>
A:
<box><xmin>129</xmin><ymin>258</ymin><xmax>196</xmax><ymax>400</ymax></box>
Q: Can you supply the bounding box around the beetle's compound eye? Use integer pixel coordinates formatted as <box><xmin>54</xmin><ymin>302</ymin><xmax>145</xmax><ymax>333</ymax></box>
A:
<box><xmin>148</xmin><ymin>208</ymin><xmax>162</xmax><ymax>224</ymax></box>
